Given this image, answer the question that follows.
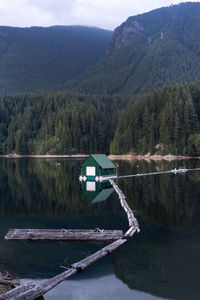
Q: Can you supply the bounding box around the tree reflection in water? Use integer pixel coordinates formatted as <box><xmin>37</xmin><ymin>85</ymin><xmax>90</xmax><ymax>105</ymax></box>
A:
<box><xmin>1</xmin><ymin>158</ymin><xmax>200</xmax><ymax>299</ymax></box>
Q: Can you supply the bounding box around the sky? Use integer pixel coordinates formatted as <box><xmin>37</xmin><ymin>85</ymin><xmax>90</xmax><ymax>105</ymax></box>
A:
<box><xmin>0</xmin><ymin>0</ymin><xmax>199</xmax><ymax>30</ymax></box>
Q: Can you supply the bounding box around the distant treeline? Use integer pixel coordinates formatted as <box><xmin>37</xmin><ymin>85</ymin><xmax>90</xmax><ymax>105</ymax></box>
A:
<box><xmin>1</xmin><ymin>83</ymin><xmax>200</xmax><ymax>156</ymax></box>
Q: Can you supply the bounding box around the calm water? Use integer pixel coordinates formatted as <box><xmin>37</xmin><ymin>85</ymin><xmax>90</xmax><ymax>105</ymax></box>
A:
<box><xmin>1</xmin><ymin>158</ymin><xmax>200</xmax><ymax>299</ymax></box>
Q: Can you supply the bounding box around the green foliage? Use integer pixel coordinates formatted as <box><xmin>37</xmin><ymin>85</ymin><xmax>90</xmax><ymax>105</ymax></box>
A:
<box><xmin>110</xmin><ymin>84</ymin><xmax>200</xmax><ymax>155</ymax></box>
<box><xmin>2</xmin><ymin>83</ymin><xmax>200</xmax><ymax>156</ymax></box>
<box><xmin>1</xmin><ymin>83</ymin><xmax>200</xmax><ymax>155</ymax></box>
<box><xmin>0</xmin><ymin>92</ymin><xmax>126</xmax><ymax>155</ymax></box>
<box><xmin>187</xmin><ymin>134</ymin><xmax>200</xmax><ymax>156</ymax></box>
<box><xmin>0</xmin><ymin>26</ymin><xmax>112</xmax><ymax>94</ymax></box>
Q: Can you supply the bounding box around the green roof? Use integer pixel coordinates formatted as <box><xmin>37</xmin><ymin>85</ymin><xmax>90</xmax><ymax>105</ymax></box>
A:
<box><xmin>91</xmin><ymin>188</ymin><xmax>114</xmax><ymax>203</ymax></box>
<box><xmin>91</xmin><ymin>154</ymin><xmax>116</xmax><ymax>169</ymax></box>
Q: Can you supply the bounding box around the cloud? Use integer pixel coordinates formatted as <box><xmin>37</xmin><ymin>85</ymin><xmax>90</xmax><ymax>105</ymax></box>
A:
<box><xmin>0</xmin><ymin>0</ymin><xmax>199</xmax><ymax>29</ymax></box>
<box><xmin>0</xmin><ymin>0</ymin><xmax>54</xmax><ymax>27</ymax></box>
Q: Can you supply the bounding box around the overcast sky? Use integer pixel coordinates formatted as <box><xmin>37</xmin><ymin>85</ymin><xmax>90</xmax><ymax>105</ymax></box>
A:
<box><xmin>0</xmin><ymin>0</ymin><xmax>199</xmax><ymax>30</ymax></box>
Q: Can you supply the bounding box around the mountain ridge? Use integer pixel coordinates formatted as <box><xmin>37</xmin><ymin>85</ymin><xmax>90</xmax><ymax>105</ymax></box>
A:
<box><xmin>0</xmin><ymin>25</ymin><xmax>112</xmax><ymax>94</ymax></box>
<box><xmin>67</xmin><ymin>2</ymin><xmax>200</xmax><ymax>95</ymax></box>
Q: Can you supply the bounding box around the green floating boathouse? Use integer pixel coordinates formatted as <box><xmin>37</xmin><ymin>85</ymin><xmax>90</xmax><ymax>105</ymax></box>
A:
<box><xmin>80</xmin><ymin>154</ymin><xmax>117</xmax><ymax>181</ymax></box>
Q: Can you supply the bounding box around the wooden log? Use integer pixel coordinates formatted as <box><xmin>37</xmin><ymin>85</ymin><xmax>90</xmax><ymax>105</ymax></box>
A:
<box><xmin>124</xmin><ymin>227</ymin><xmax>137</xmax><ymax>237</ymax></box>
<box><xmin>4</xmin><ymin>229</ymin><xmax>123</xmax><ymax>242</ymax></box>
<box><xmin>128</xmin><ymin>219</ymin><xmax>133</xmax><ymax>227</ymax></box>
<box><xmin>2</xmin><ymin>239</ymin><xmax>126</xmax><ymax>300</ymax></box>
<box><xmin>109</xmin><ymin>179</ymin><xmax>140</xmax><ymax>233</ymax></box>
<box><xmin>124</xmin><ymin>226</ymin><xmax>135</xmax><ymax>237</ymax></box>
<box><xmin>123</xmin><ymin>206</ymin><xmax>129</xmax><ymax>214</ymax></box>
<box><xmin>127</xmin><ymin>211</ymin><xmax>134</xmax><ymax>219</ymax></box>
<box><xmin>13</xmin><ymin>268</ymin><xmax>78</xmax><ymax>300</ymax></box>
<box><xmin>0</xmin><ymin>279</ymin><xmax>18</xmax><ymax>285</ymax></box>
<box><xmin>0</xmin><ymin>282</ymin><xmax>35</xmax><ymax>299</ymax></box>
<box><xmin>72</xmin><ymin>238</ymin><xmax>126</xmax><ymax>271</ymax></box>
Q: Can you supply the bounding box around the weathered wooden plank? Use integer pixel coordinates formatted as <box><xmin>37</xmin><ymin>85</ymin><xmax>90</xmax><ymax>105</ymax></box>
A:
<box><xmin>109</xmin><ymin>179</ymin><xmax>140</xmax><ymax>234</ymax></box>
<box><xmin>71</xmin><ymin>238</ymin><xmax>126</xmax><ymax>271</ymax></box>
<box><xmin>124</xmin><ymin>226</ymin><xmax>137</xmax><ymax>237</ymax></box>
<box><xmin>0</xmin><ymin>282</ymin><xmax>35</xmax><ymax>299</ymax></box>
<box><xmin>1</xmin><ymin>238</ymin><xmax>126</xmax><ymax>300</ymax></box>
<box><xmin>124</xmin><ymin>226</ymin><xmax>134</xmax><ymax>237</ymax></box>
<box><xmin>4</xmin><ymin>229</ymin><xmax>123</xmax><ymax>242</ymax></box>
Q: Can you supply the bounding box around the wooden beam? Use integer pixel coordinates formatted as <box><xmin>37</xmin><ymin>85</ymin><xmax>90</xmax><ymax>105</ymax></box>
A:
<box><xmin>0</xmin><ymin>282</ymin><xmax>35</xmax><ymax>299</ymax></box>
<box><xmin>1</xmin><ymin>238</ymin><xmax>126</xmax><ymax>300</ymax></box>
<box><xmin>109</xmin><ymin>179</ymin><xmax>140</xmax><ymax>236</ymax></box>
<box><xmin>4</xmin><ymin>229</ymin><xmax>123</xmax><ymax>242</ymax></box>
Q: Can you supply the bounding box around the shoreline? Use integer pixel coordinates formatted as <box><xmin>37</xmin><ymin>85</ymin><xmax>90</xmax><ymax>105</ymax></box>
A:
<box><xmin>0</xmin><ymin>153</ymin><xmax>199</xmax><ymax>161</ymax></box>
<box><xmin>108</xmin><ymin>154</ymin><xmax>198</xmax><ymax>161</ymax></box>
<box><xmin>0</xmin><ymin>154</ymin><xmax>89</xmax><ymax>159</ymax></box>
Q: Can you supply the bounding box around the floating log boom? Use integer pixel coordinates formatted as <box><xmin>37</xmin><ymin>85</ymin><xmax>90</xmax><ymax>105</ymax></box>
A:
<box><xmin>5</xmin><ymin>229</ymin><xmax>123</xmax><ymax>242</ymax></box>
<box><xmin>116</xmin><ymin>167</ymin><xmax>200</xmax><ymax>179</ymax></box>
<box><xmin>2</xmin><ymin>175</ymin><xmax>140</xmax><ymax>299</ymax></box>
<box><xmin>0</xmin><ymin>282</ymin><xmax>35</xmax><ymax>300</ymax></box>
<box><xmin>1</xmin><ymin>238</ymin><xmax>126</xmax><ymax>300</ymax></box>
<box><xmin>109</xmin><ymin>179</ymin><xmax>140</xmax><ymax>235</ymax></box>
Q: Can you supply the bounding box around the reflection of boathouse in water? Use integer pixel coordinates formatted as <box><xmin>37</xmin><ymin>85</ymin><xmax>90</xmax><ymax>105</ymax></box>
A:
<box><xmin>81</xmin><ymin>181</ymin><xmax>114</xmax><ymax>203</ymax></box>
<box><xmin>79</xmin><ymin>154</ymin><xmax>117</xmax><ymax>182</ymax></box>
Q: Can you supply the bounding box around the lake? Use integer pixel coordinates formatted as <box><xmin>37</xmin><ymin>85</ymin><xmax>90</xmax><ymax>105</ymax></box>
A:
<box><xmin>0</xmin><ymin>158</ymin><xmax>200</xmax><ymax>300</ymax></box>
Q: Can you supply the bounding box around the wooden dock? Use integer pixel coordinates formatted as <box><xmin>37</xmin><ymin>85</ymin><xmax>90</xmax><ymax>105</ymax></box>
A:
<box><xmin>5</xmin><ymin>229</ymin><xmax>123</xmax><ymax>242</ymax></box>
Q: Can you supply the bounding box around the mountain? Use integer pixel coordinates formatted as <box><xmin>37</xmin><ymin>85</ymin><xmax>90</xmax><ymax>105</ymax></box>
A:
<box><xmin>67</xmin><ymin>2</ymin><xmax>200</xmax><ymax>95</ymax></box>
<box><xmin>0</xmin><ymin>26</ymin><xmax>112</xmax><ymax>94</ymax></box>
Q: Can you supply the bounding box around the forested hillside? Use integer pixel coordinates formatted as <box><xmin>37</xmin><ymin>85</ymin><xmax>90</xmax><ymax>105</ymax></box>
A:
<box><xmin>0</xmin><ymin>93</ymin><xmax>125</xmax><ymax>154</ymax></box>
<box><xmin>110</xmin><ymin>84</ymin><xmax>200</xmax><ymax>155</ymax></box>
<box><xmin>1</xmin><ymin>83</ymin><xmax>200</xmax><ymax>156</ymax></box>
<box><xmin>0</xmin><ymin>26</ymin><xmax>112</xmax><ymax>94</ymax></box>
<box><xmin>67</xmin><ymin>2</ymin><xmax>200</xmax><ymax>95</ymax></box>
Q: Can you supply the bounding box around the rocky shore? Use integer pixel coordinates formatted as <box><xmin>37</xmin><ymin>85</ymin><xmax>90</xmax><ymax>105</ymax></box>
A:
<box><xmin>0</xmin><ymin>153</ymin><xmax>198</xmax><ymax>161</ymax></box>
<box><xmin>108</xmin><ymin>154</ymin><xmax>196</xmax><ymax>161</ymax></box>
